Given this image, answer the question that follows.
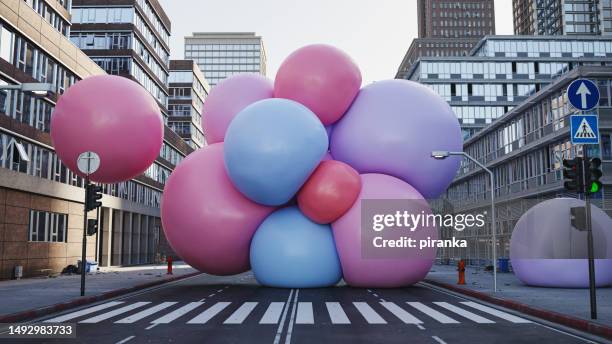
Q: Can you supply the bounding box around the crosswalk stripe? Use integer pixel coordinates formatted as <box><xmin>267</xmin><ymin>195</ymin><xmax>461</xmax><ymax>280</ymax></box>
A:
<box><xmin>296</xmin><ymin>302</ymin><xmax>314</xmax><ymax>324</ymax></box>
<box><xmin>460</xmin><ymin>302</ymin><xmax>531</xmax><ymax>323</ymax></box>
<box><xmin>187</xmin><ymin>302</ymin><xmax>231</xmax><ymax>324</ymax></box>
<box><xmin>151</xmin><ymin>302</ymin><xmax>203</xmax><ymax>324</ymax></box>
<box><xmin>353</xmin><ymin>302</ymin><xmax>387</xmax><ymax>324</ymax></box>
<box><xmin>224</xmin><ymin>302</ymin><xmax>258</xmax><ymax>324</ymax></box>
<box><xmin>115</xmin><ymin>302</ymin><xmax>178</xmax><ymax>324</ymax></box>
<box><xmin>325</xmin><ymin>302</ymin><xmax>350</xmax><ymax>324</ymax></box>
<box><xmin>44</xmin><ymin>301</ymin><xmax>124</xmax><ymax>323</ymax></box>
<box><xmin>406</xmin><ymin>302</ymin><xmax>459</xmax><ymax>324</ymax></box>
<box><xmin>380</xmin><ymin>302</ymin><xmax>423</xmax><ymax>324</ymax></box>
<box><xmin>260</xmin><ymin>302</ymin><xmax>285</xmax><ymax>324</ymax></box>
<box><xmin>80</xmin><ymin>302</ymin><xmax>151</xmax><ymax>323</ymax></box>
<box><xmin>433</xmin><ymin>302</ymin><xmax>494</xmax><ymax>324</ymax></box>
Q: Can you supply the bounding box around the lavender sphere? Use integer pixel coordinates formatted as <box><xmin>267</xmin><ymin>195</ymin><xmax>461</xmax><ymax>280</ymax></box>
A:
<box><xmin>510</xmin><ymin>198</ymin><xmax>612</xmax><ymax>287</ymax></box>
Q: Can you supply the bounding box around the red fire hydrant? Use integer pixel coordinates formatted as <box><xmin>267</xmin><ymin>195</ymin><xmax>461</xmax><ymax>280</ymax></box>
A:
<box><xmin>167</xmin><ymin>256</ymin><xmax>173</xmax><ymax>275</ymax></box>
<box><xmin>457</xmin><ymin>259</ymin><xmax>466</xmax><ymax>285</ymax></box>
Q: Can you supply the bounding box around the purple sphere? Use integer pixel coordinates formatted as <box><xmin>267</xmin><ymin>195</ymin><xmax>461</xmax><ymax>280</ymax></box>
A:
<box><xmin>510</xmin><ymin>198</ymin><xmax>612</xmax><ymax>287</ymax></box>
<box><xmin>330</xmin><ymin>80</ymin><xmax>462</xmax><ymax>199</ymax></box>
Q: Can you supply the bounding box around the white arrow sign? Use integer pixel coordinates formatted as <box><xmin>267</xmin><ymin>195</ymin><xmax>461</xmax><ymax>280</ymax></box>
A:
<box><xmin>576</xmin><ymin>82</ymin><xmax>591</xmax><ymax>109</ymax></box>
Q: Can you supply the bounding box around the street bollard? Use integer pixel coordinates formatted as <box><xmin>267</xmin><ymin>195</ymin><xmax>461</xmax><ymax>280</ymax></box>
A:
<box><xmin>457</xmin><ymin>259</ymin><xmax>466</xmax><ymax>285</ymax></box>
<box><xmin>167</xmin><ymin>256</ymin><xmax>173</xmax><ymax>275</ymax></box>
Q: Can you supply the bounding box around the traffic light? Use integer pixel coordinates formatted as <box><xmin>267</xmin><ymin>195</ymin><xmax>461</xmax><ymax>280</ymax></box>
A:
<box><xmin>563</xmin><ymin>157</ymin><xmax>584</xmax><ymax>192</ymax></box>
<box><xmin>585</xmin><ymin>158</ymin><xmax>603</xmax><ymax>194</ymax></box>
<box><xmin>87</xmin><ymin>219</ymin><xmax>98</xmax><ymax>236</ymax></box>
<box><xmin>85</xmin><ymin>183</ymin><xmax>103</xmax><ymax>211</ymax></box>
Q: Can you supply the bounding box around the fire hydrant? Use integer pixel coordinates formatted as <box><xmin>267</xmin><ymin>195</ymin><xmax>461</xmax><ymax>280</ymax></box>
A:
<box><xmin>457</xmin><ymin>259</ymin><xmax>466</xmax><ymax>285</ymax></box>
<box><xmin>167</xmin><ymin>256</ymin><xmax>173</xmax><ymax>275</ymax></box>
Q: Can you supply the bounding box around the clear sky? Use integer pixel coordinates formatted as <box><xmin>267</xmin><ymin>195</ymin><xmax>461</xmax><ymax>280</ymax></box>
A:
<box><xmin>158</xmin><ymin>0</ymin><xmax>514</xmax><ymax>84</ymax></box>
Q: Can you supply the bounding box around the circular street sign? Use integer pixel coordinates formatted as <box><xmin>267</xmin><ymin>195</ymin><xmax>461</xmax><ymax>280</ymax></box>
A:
<box><xmin>77</xmin><ymin>151</ymin><xmax>100</xmax><ymax>175</ymax></box>
<box><xmin>566</xmin><ymin>79</ymin><xmax>600</xmax><ymax>111</ymax></box>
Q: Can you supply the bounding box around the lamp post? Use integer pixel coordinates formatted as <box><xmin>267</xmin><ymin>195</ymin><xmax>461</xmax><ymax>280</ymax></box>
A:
<box><xmin>431</xmin><ymin>150</ymin><xmax>498</xmax><ymax>293</ymax></box>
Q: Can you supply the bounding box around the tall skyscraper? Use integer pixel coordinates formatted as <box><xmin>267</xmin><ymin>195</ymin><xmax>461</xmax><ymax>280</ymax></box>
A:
<box><xmin>397</xmin><ymin>0</ymin><xmax>496</xmax><ymax>78</ymax></box>
<box><xmin>513</xmin><ymin>0</ymin><xmax>612</xmax><ymax>36</ymax></box>
<box><xmin>184</xmin><ymin>32</ymin><xmax>267</xmax><ymax>87</ymax></box>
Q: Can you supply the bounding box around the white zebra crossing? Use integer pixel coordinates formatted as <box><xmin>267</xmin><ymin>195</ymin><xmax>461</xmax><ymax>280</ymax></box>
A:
<box><xmin>46</xmin><ymin>300</ymin><xmax>533</xmax><ymax>326</ymax></box>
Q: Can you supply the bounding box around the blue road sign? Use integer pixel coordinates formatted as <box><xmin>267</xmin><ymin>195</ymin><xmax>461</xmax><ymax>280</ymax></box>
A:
<box><xmin>570</xmin><ymin>114</ymin><xmax>599</xmax><ymax>145</ymax></box>
<box><xmin>567</xmin><ymin>79</ymin><xmax>600</xmax><ymax>111</ymax></box>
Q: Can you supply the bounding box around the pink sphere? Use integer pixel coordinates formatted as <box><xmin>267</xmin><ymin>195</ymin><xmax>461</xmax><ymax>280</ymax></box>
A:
<box><xmin>203</xmin><ymin>74</ymin><xmax>274</xmax><ymax>144</ymax></box>
<box><xmin>161</xmin><ymin>143</ymin><xmax>274</xmax><ymax>275</ymax></box>
<box><xmin>50</xmin><ymin>75</ymin><xmax>163</xmax><ymax>183</ymax></box>
<box><xmin>274</xmin><ymin>44</ymin><xmax>362</xmax><ymax>125</ymax></box>
<box><xmin>332</xmin><ymin>173</ymin><xmax>437</xmax><ymax>287</ymax></box>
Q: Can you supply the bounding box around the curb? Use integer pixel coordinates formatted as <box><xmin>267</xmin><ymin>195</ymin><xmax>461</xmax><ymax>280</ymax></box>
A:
<box><xmin>424</xmin><ymin>279</ymin><xmax>612</xmax><ymax>340</ymax></box>
<box><xmin>0</xmin><ymin>272</ymin><xmax>202</xmax><ymax>324</ymax></box>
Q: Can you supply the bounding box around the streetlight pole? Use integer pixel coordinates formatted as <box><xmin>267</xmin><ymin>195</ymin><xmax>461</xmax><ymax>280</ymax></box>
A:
<box><xmin>432</xmin><ymin>151</ymin><xmax>497</xmax><ymax>292</ymax></box>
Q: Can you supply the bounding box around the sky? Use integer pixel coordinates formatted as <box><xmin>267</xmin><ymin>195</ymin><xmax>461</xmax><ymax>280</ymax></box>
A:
<box><xmin>158</xmin><ymin>0</ymin><xmax>514</xmax><ymax>84</ymax></box>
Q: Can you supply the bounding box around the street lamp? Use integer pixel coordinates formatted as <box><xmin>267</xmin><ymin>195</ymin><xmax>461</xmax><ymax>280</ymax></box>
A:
<box><xmin>431</xmin><ymin>150</ymin><xmax>498</xmax><ymax>293</ymax></box>
<box><xmin>0</xmin><ymin>83</ymin><xmax>57</xmax><ymax>97</ymax></box>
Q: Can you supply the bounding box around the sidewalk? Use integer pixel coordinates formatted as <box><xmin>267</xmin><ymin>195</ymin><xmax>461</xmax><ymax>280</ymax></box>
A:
<box><xmin>0</xmin><ymin>262</ymin><xmax>197</xmax><ymax>317</ymax></box>
<box><xmin>425</xmin><ymin>264</ymin><xmax>612</xmax><ymax>327</ymax></box>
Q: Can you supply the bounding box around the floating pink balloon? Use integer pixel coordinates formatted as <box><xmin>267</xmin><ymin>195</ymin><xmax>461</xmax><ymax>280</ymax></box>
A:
<box><xmin>203</xmin><ymin>74</ymin><xmax>274</xmax><ymax>144</ymax></box>
<box><xmin>275</xmin><ymin>44</ymin><xmax>362</xmax><ymax>125</ymax></box>
<box><xmin>50</xmin><ymin>75</ymin><xmax>163</xmax><ymax>183</ymax></box>
<box><xmin>161</xmin><ymin>143</ymin><xmax>274</xmax><ymax>275</ymax></box>
<box><xmin>298</xmin><ymin>161</ymin><xmax>361</xmax><ymax>224</ymax></box>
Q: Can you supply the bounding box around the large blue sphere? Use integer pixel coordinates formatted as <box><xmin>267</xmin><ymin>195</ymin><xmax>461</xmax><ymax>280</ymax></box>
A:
<box><xmin>224</xmin><ymin>98</ymin><xmax>328</xmax><ymax>206</ymax></box>
<box><xmin>250</xmin><ymin>207</ymin><xmax>343</xmax><ymax>288</ymax></box>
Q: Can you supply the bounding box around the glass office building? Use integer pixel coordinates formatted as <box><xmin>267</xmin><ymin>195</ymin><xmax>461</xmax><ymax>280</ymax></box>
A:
<box><xmin>184</xmin><ymin>32</ymin><xmax>267</xmax><ymax>87</ymax></box>
<box><xmin>403</xmin><ymin>35</ymin><xmax>612</xmax><ymax>139</ymax></box>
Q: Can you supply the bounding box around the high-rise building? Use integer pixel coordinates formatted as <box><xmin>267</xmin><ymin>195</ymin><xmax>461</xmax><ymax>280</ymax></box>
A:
<box><xmin>184</xmin><ymin>32</ymin><xmax>267</xmax><ymax>87</ymax></box>
<box><xmin>0</xmin><ymin>0</ymin><xmax>192</xmax><ymax>279</ymax></box>
<box><xmin>397</xmin><ymin>0</ymin><xmax>496</xmax><ymax>78</ymax></box>
<box><xmin>168</xmin><ymin>60</ymin><xmax>210</xmax><ymax>149</ymax></box>
<box><xmin>70</xmin><ymin>0</ymin><xmax>171</xmax><ymax>123</ymax></box>
<box><xmin>513</xmin><ymin>0</ymin><xmax>612</xmax><ymax>36</ymax></box>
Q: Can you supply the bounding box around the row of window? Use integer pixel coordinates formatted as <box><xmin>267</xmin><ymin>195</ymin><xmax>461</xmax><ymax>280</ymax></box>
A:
<box><xmin>430</xmin><ymin>83</ymin><xmax>541</xmax><ymax>102</ymax></box>
<box><xmin>133</xmin><ymin>10</ymin><xmax>169</xmax><ymax>65</ymax></box>
<box><xmin>71</xmin><ymin>32</ymin><xmax>132</xmax><ymax>50</ymax></box>
<box><xmin>23</xmin><ymin>0</ymin><xmax>69</xmax><ymax>36</ymax></box>
<box><xmin>168</xmin><ymin>121</ymin><xmax>205</xmax><ymax>147</ymax></box>
<box><xmin>135</xmin><ymin>0</ymin><xmax>170</xmax><ymax>46</ymax></box>
<box><xmin>475</xmin><ymin>39</ymin><xmax>612</xmax><ymax>58</ymax></box>
<box><xmin>416</xmin><ymin>61</ymin><xmax>575</xmax><ymax>80</ymax></box>
<box><xmin>188</xmin><ymin>57</ymin><xmax>262</xmax><ymax>66</ymax></box>
<box><xmin>185</xmin><ymin>43</ymin><xmax>261</xmax><ymax>52</ymax></box>
<box><xmin>134</xmin><ymin>35</ymin><xmax>168</xmax><ymax>85</ymax></box>
<box><xmin>29</xmin><ymin>210</ymin><xmax>68</xmax><ymax>243</ymax></box>
<box><xmin>159</xmin><ymin>142</ymin><xmax>185</xmax><ymax>166</ymax></box>
<box><xmin>0</xmin><ymin>88</ymin><xmax>53</xmax><ymax>133</ymax></box>
<box><xmin>143</xmin><ymin>162</ymin><xmax>171</xmax><ymax>185</ymax></box>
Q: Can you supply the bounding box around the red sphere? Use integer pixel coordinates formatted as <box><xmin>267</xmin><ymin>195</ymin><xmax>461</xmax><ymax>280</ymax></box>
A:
<box><xmin>297</xmin><ymin>160</ymin><xmax>361</xmax><ymax>224</ymax></box>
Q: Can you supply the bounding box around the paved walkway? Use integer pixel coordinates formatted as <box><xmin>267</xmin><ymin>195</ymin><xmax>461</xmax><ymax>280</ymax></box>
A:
<box><xmin>425</xmin><ymin>264</ymin><xmax>612</xmax><ymax>326</ymax></box>
<box><xmin>0</xmin><ymin>262</ymin><xmax>197</xmax><ymax>316</ymax></box>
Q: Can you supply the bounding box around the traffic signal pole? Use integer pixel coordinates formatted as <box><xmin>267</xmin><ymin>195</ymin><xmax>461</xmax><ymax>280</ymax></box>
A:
<box><xmin>581</xmin><ymin>151</ymin><xmax>597</xmax><ymax>320</ymax></box>
<box><xmin>81</xmin><ymin>175</ymin><xmax>90</xmax><ymax>297</ymax></box>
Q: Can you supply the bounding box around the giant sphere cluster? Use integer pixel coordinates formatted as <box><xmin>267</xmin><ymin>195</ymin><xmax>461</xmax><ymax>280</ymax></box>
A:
<box><xmin>159</xmin><ymin>44</ymin><xmax>462</xmax><ymax>288</ymax></box>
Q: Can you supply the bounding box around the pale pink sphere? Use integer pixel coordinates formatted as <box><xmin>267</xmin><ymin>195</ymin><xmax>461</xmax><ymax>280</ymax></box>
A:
<box><xmin>203</xmin><ymin>74</ymin><xmax>274</xmax><ymax>144</ymax></box>
<box><xmin>274</xmin><ymin>44</ymin><xmax>362</xmax><ymax>125</ymax></box>
<box><xmin>50</xmin><ymin>75</ymin><xmax>163</xmax><ymax>183</ymax></box>
<box><xmin>161</xmin><ymin>143</ymin><xmax>275</xmax><ymax>275</ymax></box>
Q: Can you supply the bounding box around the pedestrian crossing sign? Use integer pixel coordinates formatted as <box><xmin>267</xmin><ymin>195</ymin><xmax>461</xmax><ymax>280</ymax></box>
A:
<box><xmin>570</xmin><ymin>114</ymin><xmax>599</xmax><ymax>145</ymax></box>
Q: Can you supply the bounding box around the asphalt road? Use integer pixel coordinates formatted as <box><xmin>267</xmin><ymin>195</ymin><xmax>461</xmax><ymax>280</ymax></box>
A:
<box><xmin>0</xmin><ymin>273</ymin><xmax>606</xmax><ymax>344</ymax></box>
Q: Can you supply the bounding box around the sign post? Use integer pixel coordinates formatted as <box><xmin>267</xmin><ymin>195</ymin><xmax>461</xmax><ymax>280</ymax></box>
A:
<box><xmin>77</xmin><ymin>151</ymin><xmax>100</xmax><ymax>297</ymax></box>
<box><xmin>567</xmin><ymin>78</ymin><xmax>600</xmax><ymax>320</ymax></box>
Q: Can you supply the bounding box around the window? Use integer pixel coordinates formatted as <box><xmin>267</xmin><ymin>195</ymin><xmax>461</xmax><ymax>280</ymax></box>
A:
<box><xmin>29</xmin><ymin>210</ymin><xmax>68</xmax><ymax>243</ymax></box>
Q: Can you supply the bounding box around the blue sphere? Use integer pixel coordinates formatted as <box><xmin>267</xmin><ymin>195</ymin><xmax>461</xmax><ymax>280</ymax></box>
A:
<box><xmin>224</xmin><ymin>99</ymin><xmax>328</xmax><ymax>206</ymax></box>
<box><xmin>250</xmin><ymin>207</ymin><xmax>343</xmax><ymax>288</ymax></box>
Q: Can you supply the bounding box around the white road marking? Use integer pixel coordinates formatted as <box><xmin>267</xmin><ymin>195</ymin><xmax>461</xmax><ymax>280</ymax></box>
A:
<box><xmin>115</xmin><ymin>335</ymin><xmax>135</xmax><ymax>344</ymax></box>
<box><xmin>432</xmin><ymin>335</ymin><xmax>447</xmax><ymax>344</ymax></box>
<box><xmin>380</xmin><ymin>302</ymin><xmax>423</xmax><ymax>324</ymax></box>
<box><xmin>353</xmin><ymin>302</ymin><xmax>387</xmax><ymax>324</ymax></box>
<box><xmin>273</xmin><ymin>289</ymin><xmax>295</xmax><ymax>344</ymax></box>
<box><xmin>325</xmin><ymin>302</ymin><xmax>350</xmax><ymax>324</ymax></box>
<box><xmin>224</xmin><ymin>302</ymin><xmax>258</xmax><ymax>324</ymax></box>
<box><xmin>460</xmin><ymin>302</ymin><xmax>532</xmax><ymax>323</ymax></box>
<box><xmin>295</xmin><ymin>302</ymin><xmax>314</xmax><ymax>324</ymax></box>
<box><xmin>407</xmin><ymin>302</ymin><xmax>459</xmax><ymax>324</ymax></box>
<box><xmin>151</xmin><ymin>302</ymin><xmax>203</xmax><ymax>324</ymax></box>
<box><xmin>284</xmin><ymin>289</ymin><xmax>300</xmax><ymax>344</ymax></box>
<box><xmin>260</xmin><ymin>302</ymin><xmax>285</xmax><ymax>324</ymax></box>
<box><xmin>434</xmin><ymin>302</ymin><xmax>494</xmax><ymax>324</ymax></box>
<box><xmin>187</xmin><ymin>302</ymin><xmax>231</xmax><ymax>324</ymax></box>
<box><xmin>145</xmin><ymin>323</ymin><xmax>159</xmax><ymax>330</ymax></box>
<box><xmin>115</xmin><ymin>302</ymin><xmax>177</xmax><ymax>323</ymax></box>
<box><xmin>417</xmin><ymin>324</ymin><xmax>426</xmax><ymax>330</ymax></box>
<box><xmin>45</xmin><ymin>301</ymin><xmax>124</xmax><ymax>323</ymax></box>
<box><xmin>80</xmin><ymin>302</ymin><xmax>151</xmax><ymax>323</ymax></box>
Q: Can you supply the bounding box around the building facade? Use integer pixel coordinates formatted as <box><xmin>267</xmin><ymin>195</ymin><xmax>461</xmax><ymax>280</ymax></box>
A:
<box><xmin>437</xmin><ymin>66</ymin><xmax>612</xmax><ymax>265</ymax></box>
<box><xmin>403</xmin><ymin>35</ymin><xmax>612</xmax><ymax>138</ymax></box>
<box><xmin>70</xmin><ymin>0</ymin><xmax>171</xmax><ymax>122</ymax></box>
<box><xmin>184</xmin><ymin>32</ymin><xmax>267</xmax><ymax>87</ymax></box>
<box><xmin>513</xmin><ymin>0</ymin><xmax>612</xmax><ymax>36</ymax></box>
<box><xmin>0</xmin><ymin>0</ymin><xmax>190</xmax><ymax>280</ymax></box>
<box><xmin>168</xmin><ymin>60</ymin><xmax>209</xmax><ymax>149</ymax></box>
